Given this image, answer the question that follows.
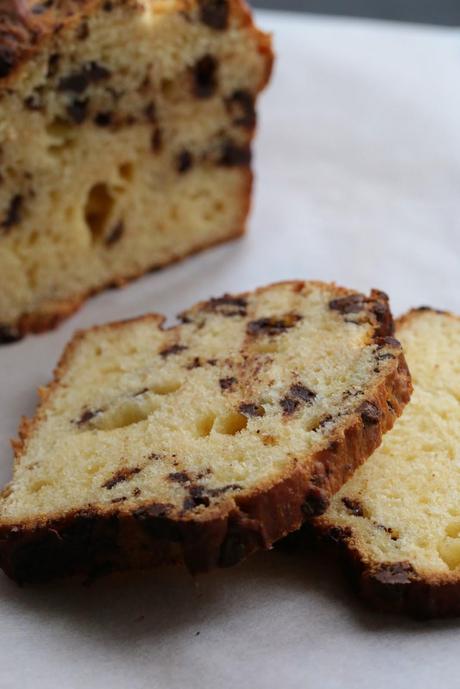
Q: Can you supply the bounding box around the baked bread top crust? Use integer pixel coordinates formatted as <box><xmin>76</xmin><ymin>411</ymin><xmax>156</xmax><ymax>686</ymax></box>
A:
<box><xmin>0</xmin><ymin>1</ymin><xmax>264</xmax><ymax>86</ymax></box>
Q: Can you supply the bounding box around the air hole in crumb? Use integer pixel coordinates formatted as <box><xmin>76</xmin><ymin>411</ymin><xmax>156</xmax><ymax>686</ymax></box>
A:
<box><xmin>445</xmin><ymin>521</ymin><xmax>460</xmax><ymax>538</ymax></box>
<box><xmin>151</xmin><ymin>380</ymin><xmax>182</xmax><ymax>395</ymax></box>
<box><xmin>161</xmin><ymin>78</ymin><xmax>174</xmax><ymax>98</ymax></box>
<box><xmin>86</xmin><ymin>463</ymin><xmax>104</xmax><ymax>475</ymax></box>
<box><xmin>46</xmin><ymin>119</ymin><xmax>75</xmax><ymax>148</ymax></box>
<box><xmin>438</xmin><ymin>533</ymin><xmax>460</xmax><ymax>570</ymax></box>
<box><xmin>91</xmin><ymin>398</ymin><xmax>160</xmax><ymax>431</ymax></box>
<box><xmin>195</xmin><ymin>413</ymin><xmax>216</xmax><ymax>437</ymax></box>
<box><xmin>84</xmin><ymin>183</ymin><xmax>115</xmax><ymax>240</ymax></box>
<box><xmin>29</xmin><ymin>480</ymin><xmax>52</xmax><ymax>493</ymax></box>
<box><xmin>119</xmin><ymin>162</ymin><xmax>134</xmax><ymax>182</ymax></box>
<box><xmin>251</xmin><ymin>340</ymin><xmax>280</xmax><ymax>354</ymax></box>
<box><xmin>214</xmin><ymin>412</ymin><xmax>248</xmax><ymax>435</ymax></box>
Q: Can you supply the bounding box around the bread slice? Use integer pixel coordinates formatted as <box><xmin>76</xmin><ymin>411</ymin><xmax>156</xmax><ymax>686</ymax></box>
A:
<box><xmin>0</xmin><ymin>281</ymin><xmax>411</xmax><ymax>584</ymax></box>
<box><xmin>0</xmin><ymin>0</ymin><xmax>272</xmax><ymax>342</ymax></box>
<box><xmin>316</xmin><ymin>308</ymin><xmax>460</xmax><ymax>618</ymax></box>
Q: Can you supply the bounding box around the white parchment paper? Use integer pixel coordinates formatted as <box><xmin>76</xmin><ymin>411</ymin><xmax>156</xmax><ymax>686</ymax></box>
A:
<box><xmin>1</xmin><ymin>11</ymin><xmax>460</xmax><ymax>688</ymax></box>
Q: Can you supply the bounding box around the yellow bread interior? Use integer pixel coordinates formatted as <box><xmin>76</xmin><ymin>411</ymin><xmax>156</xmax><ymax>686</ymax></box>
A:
<box><xmin>319</xmin><ymin>310</ymin><xmax>460</xmax><ymax>579</ymax></box>
<box><xmin>0</xmin><ymin>282</ymin><xmax>402</xmax><ymax>524</ymax></box>
<box><xmin>0</xmin><ymin>0</ymin><xmax>272</xmax><ymax>330</ymax></box>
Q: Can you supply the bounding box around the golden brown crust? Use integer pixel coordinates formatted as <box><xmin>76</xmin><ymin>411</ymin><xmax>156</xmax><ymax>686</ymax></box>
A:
<box><xmin>0</xmin><ymin>282</ymin><xmax>412</xmax><ymax>584</ymax></box>
<box><xmin>0</xmin><ymin>0</ymin><xmax>271</xmax><ymax>84</ymax></box>
<box><xmin>317</xmin><ymin>525</ymin><xmax>460</xmax><ymax>619</ymax></box>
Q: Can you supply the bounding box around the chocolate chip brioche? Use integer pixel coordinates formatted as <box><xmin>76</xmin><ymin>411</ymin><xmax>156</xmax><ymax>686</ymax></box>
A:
<box><xmin>316</xmin><ymin>309</ymin><xmax>460</xmax><ymax>618</ymax></box>
<box><xmin>0</xmin><ymin>281</ymin><xmax>411</xmax><ymax>584</ymax></box>
<box><xmin>0</xmin><ymin>0</ymin><xmax>273</xmax><ymax>342</ymax></box>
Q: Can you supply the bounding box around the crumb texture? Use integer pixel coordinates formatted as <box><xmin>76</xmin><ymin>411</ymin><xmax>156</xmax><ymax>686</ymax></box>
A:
<box><xmin>0</xmin><ymin>0</ymin><xmax>272</xmax><ymax>336</ymax></box>
<box><xmin>318</xmin><ymin>309</ymin><xmax>460</xmax><ymax>613</ymax></box>
<box><xmin>0</xmin><ymin>281</ymin><xmax>410</xmax><ymax>582</ymax></box>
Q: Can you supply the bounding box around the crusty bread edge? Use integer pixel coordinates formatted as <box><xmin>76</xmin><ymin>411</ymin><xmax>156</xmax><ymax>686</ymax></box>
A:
<box><xmin>0</xmin><ymin>0</ymin><xmax>273</xmax><ymax>342</ymax></box>
<box><xmin>315</xmin><ymin>306</ymin><xmax>460</xmax><ymax>619</ymax></box>
<box><xmin>0</xmin><ymin>282</ymin><xmax>412</xmax><ymax>584</ymax></box>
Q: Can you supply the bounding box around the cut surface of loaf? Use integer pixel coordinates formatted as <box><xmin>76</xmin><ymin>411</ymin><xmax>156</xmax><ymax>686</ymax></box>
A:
<box><xmin>0</xmin><ymin>281</ymin><xmax>411</xmax><ymax>583</ymax></box>
<box><xmin>317</xmin><ymin>309</ymin><xmax>460</xmax><ymax>618</ymax></box>
<box><xmin>0</xmin><ymin>0</ymin><xmax>272</xmax><ymax>341</ymax></box>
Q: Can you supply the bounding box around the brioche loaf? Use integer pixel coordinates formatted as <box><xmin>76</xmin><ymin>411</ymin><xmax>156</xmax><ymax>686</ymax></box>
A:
<box><xmin>0</xmin><ymin>0</ymin><xmax>272</xmax><ymax>341</ymax></box>
<box><xmin>0</xmin><ymin>281</ymin><xmax>411</xmax><ymax>583</ymax></box>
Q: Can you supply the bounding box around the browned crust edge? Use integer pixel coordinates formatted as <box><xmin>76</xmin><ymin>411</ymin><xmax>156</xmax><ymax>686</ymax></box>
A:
<box><xmin>0</xmin><ymin>283</ymin><xmax>412</xmax><ymax>584</ymax></box>
<box><xmin>0</xmin><ymin>0</ymin><xmax>273</xmax><ymax>342</ymax></box>
<box><xmin>315</xmin><ymin>306</ymin><xmax>460</xmax><ymax>619</ymax></box>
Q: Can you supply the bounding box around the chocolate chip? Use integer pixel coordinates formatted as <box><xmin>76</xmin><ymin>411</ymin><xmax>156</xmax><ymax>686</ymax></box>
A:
<box><xmin>159</xmin><ymin>343</ymin><xmax>188</xmax><ymax>358</ymax></box>
<box><xmin>280</xmin><ymin>384</ymin><xmax>317</xmax><ymax>415</ymax></box>
<box><xmin>75</xmin><ymin>408</ymin><xmax>102</xmax><ymax>426</ymax></box>
<box><xmin>279</xmin><ymin>397</ymin><xmax>299</xmax><ymax>415</ymax></box>
<box><xmin>187</xmin><ymin>357</ymin><xmax>202</xmax><ymax>370</ymax></box>
<box><xmin>372</xmin><ymin>561</ymin><xmax>418</xmax><ymax>585</ymax></box>
<box><xmin>76</xmin><ymin>22</ymin><xmax>90</xmax><ymax>40</ymax></box>
<box><xmin>67</xmin><ymin>98</ymin><xmax>88</xmax><ymax>124</ymax></box>
<box><xmin>168</xmin><ymin>471</ymin><xmax>191</xmax><ymax>484</ymax></box>
<box><xmin>0</xmin><ymin>325</ymin><xmax>22</xmax><ymax>345</ymax></box>
<box><xmin>176</xmin><ymin>150</ymin><xmax>193</xmax><ymax>173</ymax></box>
<box><xmin>94</xmin><ymin>112</ymin><xmax>112</xmax><ymax>127</ymax></box>
<box><xmin>239</xmin><ymin>403</ymin><xmax>264</xmax><ymax>417</ymax></box>
<box><xmin>134</xmin><ymin>503</ymin><xmax>173</xmax><ymax>520</ymax></box>
<box><xmin>188</xmin><ymin>485</ymin><xmax>211</xmax><ymax>508</ymax></box>
<box><xmin>111</xmin><ymin>496</ymin><xmax>127</xmax><ymax>504</ymax></box>
<box><xmin>47</xmin><ymin>53</ymin><xmax>60</xmax><ymax>78</ymax></box>
<box><xmin>151</xmin><ymin>127</ymin><xmax>162</xmax><ymax>153</ymax></box>
<box><xmin>24</xmin><ymin>92</ymin><xmax>43</xmax><ymax>111</ymax></box>
<box><xmin>207</xmin><ymin>484</ymin><xmax>242</xmax><ymax>497</ymax></box>
<box><xmin>58</xmin><ymin>62</ymin><xmax>111</xmax><ymax>93</ymax></box>
<box><xmin>290</xmin><ymin>383</ymin><xmax>316</xmax><ymax>403</ymax></box>
<box><xmin>219</xmin><ymin>376</ymin><xmax>237</xmax><ymax>391</ymax></box>
<box><xmin>105</xmin><ymin>221</ymin><xmax>124</xmax><ymax>246</ymax></box>
<box><xmin>342</xmin><ymin>496</ymin><xmax>364</xmax><ymax>516</ymax></box>
<box><xmin>102</xmin><ymin>466</ymin><xmax>142</xmax><ymax>490</ymax></box>
<box><xmin>205</xmin><ymin>294</ymin><xmax>248</xmax><ymax>317</ymax></box>
<box><xmin>1</xmin><ymin>195</ymin><xmax>23</xmax><ymax>231</ymax></box>
<box><xmin>193</xmin><ymin>55</ymin><xmax>218</xmax><ymax>98</ymax></box>
<box><xmin>226</xmin><ymin>90</ymin><xmax>256</xmax><ymax>128</ymax></box>
<box><xmin>247</xmin><ymin>314</ymin><xmax>302</xmax><ymax>337</ymax></box>
<box><xmin>133</xmin><ymin>487</ymin><xmax>141</xmax><ymax>497</ymax></box>
<box><xmin>134</xmin><ymin>388</ymin><xmax>149</xmax><ymax>397</ymax></box>
<box><xmin>199</xmin><ymin>0</ymin><xmax>229</xmax><ymax>30</ymax></box>
<box><xmin>0</xmin><ymin>49</ymin><xmax>15</xmax><ymax>79</ymax></box>
<box><xmin>302</xmin><ymin>489</ymin><xmax>329</xmax><ymax>517</ymax></box>
<box><xmin>144</xmin><ymin>102</ymin><xmax>157</xmax><ymax>122</ymax></box>
<box><xmin>219</xmin><ymin>141</ymin><xmax>251</xmax><ymax>167</ymax></box>
<box><xmin>102</xmin><ymin>1</ymin><xmax>113</xmax><ymax>9</ymax></box>
<box><xmin>358</xmin><ymin>401</ymin><xmax>381</xmax><ymax>426</ymax></box>
<box><xmin>329</xmin><ymin>294</ymin><xmax>365</xmax><ymax>315</ymax></box>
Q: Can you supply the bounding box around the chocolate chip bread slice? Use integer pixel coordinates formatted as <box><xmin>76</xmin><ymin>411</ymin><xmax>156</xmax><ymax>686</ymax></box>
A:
<box><xmin>0</xmin><ymin>0</ymin><xmax>273</xmax><ymax>343</ymax></box>
<box><xmin>316</xmin><ymin>308</ymin><xmax>460</xmax><ymax>618</ymax></box>
<box><xmin>0</xmin><ymin>281</ymin><xmax>410</xmax><ymax>584</ymax></box>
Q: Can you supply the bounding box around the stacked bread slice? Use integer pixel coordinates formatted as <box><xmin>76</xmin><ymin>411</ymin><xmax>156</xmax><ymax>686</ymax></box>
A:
<box><xmin>316</xmin><ymin>308</ymin><xmax>460</xmax><ymax>618</ymax></box>
<box><xmin>0</xmin><ymin>281</ymin><xmax>411</xmax><ymax>583</ymax></box>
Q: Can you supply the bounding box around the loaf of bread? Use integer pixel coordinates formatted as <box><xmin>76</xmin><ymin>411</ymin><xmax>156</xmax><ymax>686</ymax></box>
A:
<box><xmin>316</xmin><ymin>308</ymin><xmax>460</xmax><ymax>618</ymax></box>
<box><xmin>0</xmin><ymin>281</ymin><xmax>411</xmax><ymax>584</ymax></box>
<box><xmin>0</xmin><ymin>0</ymin><xmax>273</xmax><ymax>342</ymax></box>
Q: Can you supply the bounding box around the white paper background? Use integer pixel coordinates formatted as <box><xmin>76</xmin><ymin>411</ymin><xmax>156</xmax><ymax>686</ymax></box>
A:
<box><xmin>1</xmin><ymin>10</ymin><xmax>460</xmax><ymax>688</ymax></box>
